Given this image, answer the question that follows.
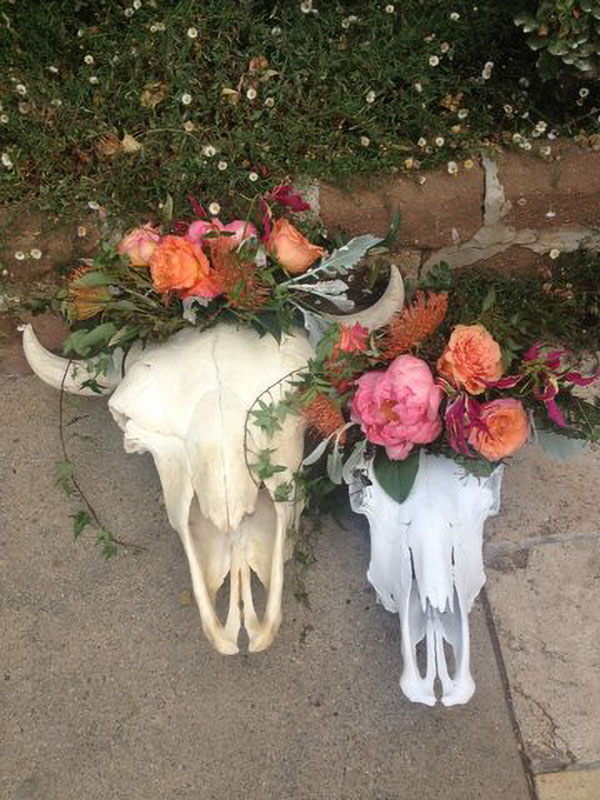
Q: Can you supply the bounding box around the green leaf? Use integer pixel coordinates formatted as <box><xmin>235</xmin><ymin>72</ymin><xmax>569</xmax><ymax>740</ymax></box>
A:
<box><xmin>71</xmin><ymin>510</ymin><xmax>92</xmax><ymax>539</ymax></box>
<box><xmin>63</xmin><ymin>323</ymin><xmax>118</xmax><ymax>356</ymax></box>
<box><xmin>481</xmin><ymin>286</ymin><xmax>496</xmax><ymax>314</ymax></box>
<box><xmin>274</xmin><ymin>481</ymin><xmax>294</xmax><ymax>502</ymax></box>
<box><xmin>420</xmin><ymin>261</ymin><xmax>454</xmax><ymax>292</ymax></box>
<box><xmin>97</xmin><ymin>529</ymin><xmax>118</xmax><ymax>559</ymax></box>
<box><xmin>73</xmin><ymin>270</ymin><xmax>111</xmax><ymax>287</ymax></box>
<box><xmin>55</xmin><ymin>459</ymin><xmax>74</xmax><ymax>496</ymax></box>
<box><xmin>373</xmin><ymin>448</ymin><xmax>420</xmax><ymax>504</ymax></box>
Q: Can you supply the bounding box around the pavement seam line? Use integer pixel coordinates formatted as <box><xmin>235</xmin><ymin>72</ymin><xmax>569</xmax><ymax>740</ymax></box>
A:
<box><xmin>480</xmin><ymin>586</ymin><xmax>539</xmax><ymax>800</ymax></box>
<box><xmin>485</xmin><ymin>530</ymin><xmax>600</xmax><ymax>554</ymax></box>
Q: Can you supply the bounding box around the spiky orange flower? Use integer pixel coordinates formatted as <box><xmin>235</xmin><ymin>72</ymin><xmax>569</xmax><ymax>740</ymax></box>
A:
<box><xmin>68</xmin><ymin>266</ymin><xmax>110</xmax><ymax>320</ymax></box>
<box><xmin>381</xmin><ymin>291</ymin><xmax>448</xmax><ymax>360</ymax></box>
<box><xmin>303</xmin><ymin>393</ymin><xmax>346</xmax><ymax>443</ymax></box>
<box><xmin>207</xmin><ymin>237</ymin><xmax>270</xmax><ymax>310</ymax></box>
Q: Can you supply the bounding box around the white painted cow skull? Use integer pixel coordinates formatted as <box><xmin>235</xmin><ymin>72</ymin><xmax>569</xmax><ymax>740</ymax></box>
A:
<box><xmin>349</xmin><ymin>451</ymin><xmax>503</xmax><ymax>706</ymax></box>
<box><xmin>22</xmin><ymin>267</ymin><xmax>405</xmax><ymax>654</ymax></box>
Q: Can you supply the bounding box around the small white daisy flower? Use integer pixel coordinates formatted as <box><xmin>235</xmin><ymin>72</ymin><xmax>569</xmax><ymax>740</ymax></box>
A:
<box><xmin>246</xmin><ymin>87</ymin><xmax>257</xmax><ymax>100</ymax></box>
<box><xmin>300</xmin><ymin>1</ymin><xmax>312</xmax><ymax>13</ymax></box>
<box><xmin>77</xmin><ymin>28</ymin><xmax>84</xmax><ymax>37</ymax></box>
<box><xmin>51</xmin><ymin>98</ymin><xmax>63</xmax><ymax>107</ymax></box>
<box><xmin>440</xmin><ymin>42</ymin><xmax>450</xmax><ymax>53</ymax></box>
<box><xmin>457</xmin><ymin>108</ymin><xmax>469</xmax><ymax>119</ymax></box>
<box><xmin>88</xmin><ymin>201</ymin><xmax>100</xmax><ymax>210</ymax></box>
<box><xmin>521</xmin><ymin>140</ymin><xmax>532</xmax><ymax>150</ymax></box>
<box><xmin>417</xmin><ymin>137</ymin><xmax>427</xmax><ymax>148</ymax></box>
<box><xmin>133</xmin><ymin>0</ymin><xmax>142</xmax><ymax>8</ymax></box>
<box><xmin>535</xmin><ymin>120</ymin><xmax>547</xmax><ymax>133</ymax></box>
<box><xmin>181</xmin><ymin>92</ymin><xmax>192</xmax><ymax>105</ymax></box>
<box><xmin>503</xmin><ymin>104</ymin><xmax>513</xmax><ymax>115</ymax></box>
<box><xmin>512</xmin><ymin>132</ymin><xmax>522</xmax><ymax>143</ymax></box>
<box><xmin>15</xmin><ymin>84</ymin><xmax>27</xmax><ymax>96</ymax></box>
<box><xmin>183</xmin><ymin>121</ymin><xmax>195</xmax><ymax>132</ymax></box>
<box><xmin>464</xmin><ymin>158</ymin><xmax>475</xmax><ymax>169</ymax></box>
<box><xmin>202</xmin><ymin>144</ymin><xmax>216</xmax><ymax>157</ymax></box>
<box><xmin>435</xmin><ymin>135</ymin><xmax>445</xmax><ymax>147</ymax></box>
<box><xmin>48</xmin><ymin>66</ymin><xmax>59</xmax><ymax>74</ymax></box>
<box><xmin>217</xmin><ymin>160</ymin><xmax>228</xmax><ymax>171</ymax></box>
<box><xmin>360</xmin><ymin>136</ymin><xmax>370</xmax><ymax>147</ymax></box>
<box><xmin>366</xmin><ymin>89</ymin><xmax>376</xmax><ymax>103</ymax></box>
<box><xmin>549</xmin><ymin>249</ymin><xmax>560</xmax><ymax>260</ymax></box>
<box><xmin>124</xmin><ymin>7</ymin><xmax>135</xmax><ymax>18</ymax></box>
<box><xmin>341</xmin><ymin>17</ymin><xmax>351</xmax><ymax>29</ymax></box>
<box><xmin>450</xmin><ymin>12</ymin><xmax>460</xmax><ymax>21</ymax></box>
<box><xmin>418</xmin><ymin>175</ymin><xmax>427</xmax><ymax>185</ymax></box>
<box><xmin>579</xmin><ymin>87</ymin><xmax>589</xmax><ymax>99</ymax></box>
<box><xmin>249</xmin><ymin>171</ymin><xmax>259</xmax><ymax>182</ymax></box>
<box><xmin>208</xmin><ymin>202</ymin><xmax>221</xmax><ymax>215</ymax></box>
<box><xmin>264</xmin><ymin>97</ymin><xmax>275</xmax><ymax>107</ymax></box>
<box><xmin>14</xmin><ymin>251</ymin><xmax>26</xmax><ymax>260</ymax></box>
<box><xmin>414</xmin><ymin>82</ymin><xmax>423</xmax><ymax>93</ymax></box>
<box><xmin>89</xmin><ymin>76</ymin><xmax>99</xmax><ymax>84</ymax></box>
<box><xmin>187</xmin><ymin>27</ymin><xmax>198</xmax><ymax>39</ymax></box>
<box><xmin>271</xmin><ymin>26</ymin><xmax>282</xmax><ymax>35</ymax></box>
<box><xmin>385</xmin><ymin>4</ymin><xmax>395</xmax><ymax>12</ymax></box>
<box><xmin>30</xmin><ymin>248</ymin><xmax>42</xmax><ymax>259</ymax></box>
<box><xmin>1</xmin><ymin>153</ymin><xmax>13</xmax><ymax>168</ymax></box>
<box><xmin>429</xmin><ymin>55</ymin><xmax>440</xmax><ymax>67</ymax></box>
<box><xmin>447</xmin><ymin>161</ymin><xmax>458</xmax><ymax>175</ymax></box>
<box><xmin>84</xmin><ymin>54</ymin><xmax>94</xmax><ymax>65</ymax></box>
<box><xmin>540</xmin><ymin>146</ymin><xmax>552</xmax><ymax>156</ymax></box>
<box><xmin>77</xmin><ymin>226</ymin><xmax>87</xmax><ymax>238</ymax></box>
<box><xmin>0</xmin><ymin>115</ymin><xmax>8</xmax><ymax>124</ymax></box>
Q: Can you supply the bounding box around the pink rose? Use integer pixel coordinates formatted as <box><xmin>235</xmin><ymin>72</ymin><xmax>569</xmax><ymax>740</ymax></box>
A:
<box><xmin>351</xmin><ymin>355</ymin><xmax>443</xmax><ymax>460</ymax></box>
<box><xmin>117</xmin><ymin>224</ymin><xmax>161</xmax><ymax>266</ymax></box>
<box><xmin>186</xmin><ymin>219</ymin><xmax>257</xmax><ymax>250</ymax></box>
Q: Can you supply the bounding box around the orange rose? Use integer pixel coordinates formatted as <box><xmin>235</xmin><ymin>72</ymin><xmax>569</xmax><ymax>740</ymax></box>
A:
<box><xmin>267</xmin><ymin>218</ymin><xmax>324</xmax><ymax>274</ymax></box>
<box><xmin>149</xmin><ymin>235</ymin><xmax>220</xmax><ymax>298</ymax></box>
<box><xmin>468</xmin><ymin>398</ymin><xmax>529</xmax><ymax>461</ymax></box>
<box><xmin>437</xmin><ymin>324</ymin><xmax>503</xmax><ymax>394</ymax></box>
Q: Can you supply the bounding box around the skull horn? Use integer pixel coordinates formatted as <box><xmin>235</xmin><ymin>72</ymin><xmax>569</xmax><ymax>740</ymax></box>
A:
<box><xmin>322</xmin><ymin>264</ymin><xmax>405</xmax><ymax>331</ymax></box>
<box><xmin>21</xmin><ymin>323</ymin><xmax>123</xmax><ymax>396</ymax></box>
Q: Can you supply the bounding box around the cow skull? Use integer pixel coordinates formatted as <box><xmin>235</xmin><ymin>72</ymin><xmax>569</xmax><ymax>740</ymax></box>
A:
<box><xmin>22</xmin><ymin>267</ymin><xmax>405</xmax><ymax>654</ymax></box>
<box><xmin>349</xmin><ymin>451</ymin><xmax>503</xmax><ymax>706</ymax></box>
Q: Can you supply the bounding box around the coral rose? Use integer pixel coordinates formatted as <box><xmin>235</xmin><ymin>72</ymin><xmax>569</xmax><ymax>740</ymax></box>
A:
<box><xmin>351</xmin><ymin>355</ymin><xmax>443</xmax><ymax>460</ymax></box>
<box><xmin>149</xmin><ymin>235</ymin><xmax>220</xmax><ymax>298</ymax></box>
<box><xmin>117</xmin><ymin>224</ymin><xmax>161</xmax><ymax>266</ymax></box>
<box><xmin>468</xmin><ymin>398</ymin><xmax>529</xmax><ymax>461</ymax></box>
<box><xmin>267</xmin><ymin>218</ymin><xmax>324</xmax><ymax>274</ymax></box>
<box><xmin>437</xmin><ymin>324</ymin><xmax>503</xmax><ymax>394</ymax></box>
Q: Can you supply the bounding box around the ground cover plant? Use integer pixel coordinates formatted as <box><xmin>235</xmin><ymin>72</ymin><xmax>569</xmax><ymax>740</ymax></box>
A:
<box><xmin>1</xmin><ymin>0</ymin><xmax>599</xmax><ymax>227</ymax></box>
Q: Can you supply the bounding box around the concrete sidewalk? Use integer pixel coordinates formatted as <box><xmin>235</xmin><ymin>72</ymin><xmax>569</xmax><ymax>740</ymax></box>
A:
<box><xmin>1</xmin><ymin>374</ymin><xmax>597</xmax><ymax>799</ymax></box>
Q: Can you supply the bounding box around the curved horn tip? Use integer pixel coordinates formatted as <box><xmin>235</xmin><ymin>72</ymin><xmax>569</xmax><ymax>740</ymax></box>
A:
<box><xmin>22</xmin><ymin>323</ymin><xmax>115</xmax><ymax>397</ymax></box>
<box><xmin>323</xmin><ymin>263</ymin><xmax>405</xmax><ymax>331</ymax></box>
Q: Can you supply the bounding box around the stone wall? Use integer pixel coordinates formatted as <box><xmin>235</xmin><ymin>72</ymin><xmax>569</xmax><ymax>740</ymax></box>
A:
<box><xmin>318</xmin><ymin>141</ymin><xmax>600</xmax><ymax>280</ymax></box>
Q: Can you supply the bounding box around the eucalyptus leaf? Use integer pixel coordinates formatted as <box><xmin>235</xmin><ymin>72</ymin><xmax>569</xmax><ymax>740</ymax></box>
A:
<box><xmin>373</xmin><ymin>448</ymin><xmax>419</xmax><ymax>504</ymax></box>
<box><xmin>326</xmin><ymin>442</ymin><xmax>344</xmax><ymax>485</ymax></box>
<box><xmin>537</xmin><ymin>429</ymin><xmax>589</xmax><ymax>461</ymax></box>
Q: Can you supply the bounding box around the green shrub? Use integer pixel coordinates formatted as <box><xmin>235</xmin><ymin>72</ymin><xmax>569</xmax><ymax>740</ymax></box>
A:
<box><xmin>515</xmin><ymin>1</ymin><xmax>600</xmax><ymax>78</ymax></box>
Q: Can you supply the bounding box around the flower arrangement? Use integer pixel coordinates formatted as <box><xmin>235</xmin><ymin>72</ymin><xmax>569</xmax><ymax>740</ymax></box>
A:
<box><xmin>48</xmin><ymin>187</ymin><xmax>600</xmax><ymax>514</ymax></box>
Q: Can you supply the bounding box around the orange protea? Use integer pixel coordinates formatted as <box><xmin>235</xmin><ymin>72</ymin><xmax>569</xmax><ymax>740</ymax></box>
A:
<box><xmin>381</xmin><ymin>291</ymin><xmax>448</xmax><ymax>360</ymax></box>
<box><xmin>67</xmin><ymin>266</ymin><xmax>110</xmax><ymax>320</ymax></box>
<box><xmin>207</xmin><ymin>236</ymin><xmax>270</xmax><ymax>310</ymax></box>
<box><xmin>303</xmin><ymin>393</ymin><xmax>347</xmax><ymax>443</ymax></box>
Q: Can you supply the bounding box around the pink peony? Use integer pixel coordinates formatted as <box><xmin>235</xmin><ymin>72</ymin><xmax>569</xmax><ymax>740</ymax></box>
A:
<box><xmin>117</xmin><ymin>224</ymin><xmax>161</xmax><ymax>266</ymax></box>
<box><xmin>186</xmin><ymin>218</ymin><xmax>257</xmax><ymax>250</ymax></box>
<box><xmin>351</xmin><ymin>355</ymin><xmax>443</xmax><ymax>460</ymax></box>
